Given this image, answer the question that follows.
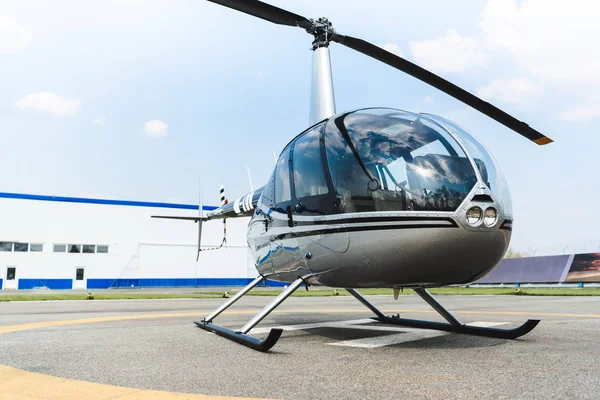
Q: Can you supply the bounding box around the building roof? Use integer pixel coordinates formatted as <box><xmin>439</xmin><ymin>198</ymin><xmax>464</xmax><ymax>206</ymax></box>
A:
<box><xmin>0</xmin><ymin>192</ymin><xmax>218</xmax><ymax>211</ymax></box>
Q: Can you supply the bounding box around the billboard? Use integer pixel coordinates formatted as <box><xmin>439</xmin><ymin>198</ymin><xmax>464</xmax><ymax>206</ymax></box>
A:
<box><xmin>476</xmin><ymin>252</ymin><xmax>600</xmax><ymax>284</ymax></box>
<box><xmin>476</xmin><ymin>255</ymin><xmax>570</xmax><ymax>284</ymax></box>
<box><xmin>564</xmin><ymin>253</ymin><xmax>600</xmax><ymax>283</ymax></box>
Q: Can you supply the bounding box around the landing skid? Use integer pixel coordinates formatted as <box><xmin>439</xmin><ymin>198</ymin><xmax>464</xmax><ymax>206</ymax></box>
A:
<box><xmin>196</xmin><ymin>281</ymin><xmax>539</xmax><ymax>352</ymax></box>
<box><xmin>373</xmin><ymin>316</ymin><xmax>540</xmax><ymax>339</ymax></box>
<box><xmin>195</xmin><ymin>321</ymin><xmax>283</xmax><ymax>352</ymax></box>
<box><xmin>194</xmin><ymin>276</ymin><xmax>305</xmax><ymax>352</ymax></box>
<box><xmin>346</xmin><ymin>287</ymin><xmax>540</xmax><ymax>340</ymax></box>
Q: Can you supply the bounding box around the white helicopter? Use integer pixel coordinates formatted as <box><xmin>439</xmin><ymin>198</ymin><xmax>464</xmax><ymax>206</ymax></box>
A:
<box><xmin>155</xmin><ymin>0</ymin><xmax>552</xmax><ymax>351</ymax></box>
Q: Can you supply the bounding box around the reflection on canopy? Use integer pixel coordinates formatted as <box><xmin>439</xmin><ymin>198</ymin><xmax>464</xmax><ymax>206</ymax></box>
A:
<box><xmin>325</xmin><ymin>108</ymin><xmax>477</xmax><ymax>213</ymax></box>
<box><xmin>423</xmin><ymin>114</ymin><xmax>513</xmax><ymax>217</ymax></box>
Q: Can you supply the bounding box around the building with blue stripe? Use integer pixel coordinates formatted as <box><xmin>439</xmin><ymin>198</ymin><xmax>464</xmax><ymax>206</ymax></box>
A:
<box><xmin>0</xmin><ymin>192</ymin><xmax>282</xmax><ymax>290</ymax></box>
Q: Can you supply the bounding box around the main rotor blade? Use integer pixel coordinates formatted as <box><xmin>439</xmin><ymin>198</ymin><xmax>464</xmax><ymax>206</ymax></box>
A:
<box><xmin>207</xmin><ymin>0</ymin><xmax>312</xmax><ymax>29</ymax></box>
<box><xmin>333</xmin><ymin>34</ymin><xmax>553</xmax><ymax>145</ymax></box>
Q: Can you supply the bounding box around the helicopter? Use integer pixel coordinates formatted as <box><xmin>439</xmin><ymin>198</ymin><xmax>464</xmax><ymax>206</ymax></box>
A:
<box><xmin>154</xmin><ymin>0</ymin><xmax>553</xmax><ymax>352</ymax></box>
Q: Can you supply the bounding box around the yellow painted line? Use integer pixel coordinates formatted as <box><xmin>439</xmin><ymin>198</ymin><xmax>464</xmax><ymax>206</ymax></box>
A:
<box><xmin>1</xmin><ymin>307</ymin><xmax>600</xmax><ymax>400</ymax></box>
<box><xmin>0</xmin><ymin>364</ymin><xmax>271</xmax><ymax>400</ymax></box>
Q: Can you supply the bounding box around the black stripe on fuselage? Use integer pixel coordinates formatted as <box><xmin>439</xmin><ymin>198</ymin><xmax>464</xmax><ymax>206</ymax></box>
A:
<box><xmin>268</xmin><ymin>217</ymin><xmax>458</xmax><ymax>242</ymax></box>
<box><xmin>295</xmin><ymin>216</ymin><xmax>458</xmax><ymax>227</ymax></box>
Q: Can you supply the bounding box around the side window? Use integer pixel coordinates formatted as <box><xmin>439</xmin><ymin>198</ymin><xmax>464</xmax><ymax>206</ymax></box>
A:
<box><xmin>292</xmin><ymin>126</ymin><xmax>328</xmax><ymax>199</ymax></box>
<box><xmin>274</xmin><ymin>146</ymin><xmax>291</xmax><ymax>205</ymax></box>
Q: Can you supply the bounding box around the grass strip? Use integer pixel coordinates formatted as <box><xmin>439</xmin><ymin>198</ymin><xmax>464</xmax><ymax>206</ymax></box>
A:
<box><xmin>197</xmin><ymin>287</ymin><xmax>600</xmax><ymax>297</ymax></box>
<box><xmin>0</xmin><ymin>293</ymin><xmax>222</xmax><ymax>302</ymax></box>
<box><xmin>1</xmin><ymin>287</ymin><xmax>599</xmax><ymax>302</ymax></box>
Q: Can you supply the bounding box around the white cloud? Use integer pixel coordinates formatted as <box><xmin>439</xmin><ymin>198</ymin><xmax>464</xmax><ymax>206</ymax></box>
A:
<box><xmin>409</xmin><ymin>30</ymin><xmax>486</xmax><ymax>74</ymax></box>
<box><xmin>16</xmin><ymin>92</ymin><xmax>80</xmax><ymax>116</ymax></box>
<box><xmin>144</xmin><ymin>119</ymin><xmax>168</xmax><ymax>137</ymax></box>
<box><xmin>378</xmin><ymin>42</ymin><xmax>404</xmax><ymax>57</ymax></box>
<box><xmin>476</xmin><ymin>78</ymin><xmax>542</xmax><ymax>106</ymax></box>
<box><xmin>480</xmin><ymin>0</ymin><xmax>600</xmax><ymax>85</ymax></box>
<box><xmin>0</xmin><ymin>16</ymin><xmax>31</xmax><ymax>54</ymax></box>
<box><xmin>559</xmin><ymin>104</ymin><xmax>600</xmax><ymax>122</ymax></box>
<box><xmin>92</xmin><ymin>116</ymin><xmax>107</xmax><ymax>125</ymax></box>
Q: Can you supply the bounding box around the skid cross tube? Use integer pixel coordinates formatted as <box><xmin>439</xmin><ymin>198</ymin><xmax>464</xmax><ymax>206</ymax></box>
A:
<box><xmin>204</xmin><ymin>275</ymin><xmax>264</xmax><ymax>323</ymax></box>
<box><xmin>349</xmin><ymin>288</ymin><xmax>540</xmax><ymax>340</ymax></box>
<box><xmin>239</xmin><ymin>278</ymin><xmax>305</xmax><ymax>333</ymax></box>
<box><xmin>345</xmin><ymin>288</ymin><xmax>386</xmax><ymax>319</ymax></box>
<box><xmin>413</xmin><ymin>288</ymin><xmax>462</xmax><ymax>328</ymax></box>
<box><xmin>196</xmin><ymin>277</ymin><xmax>306</xmax><ymax>352</ymax></box>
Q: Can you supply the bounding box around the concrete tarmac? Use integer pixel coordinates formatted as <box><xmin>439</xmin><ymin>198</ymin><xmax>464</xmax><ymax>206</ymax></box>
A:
<box><xmin>1</xmin><ymin>295</ymin><xmax>599</xmax><ymax>399</ymax></box>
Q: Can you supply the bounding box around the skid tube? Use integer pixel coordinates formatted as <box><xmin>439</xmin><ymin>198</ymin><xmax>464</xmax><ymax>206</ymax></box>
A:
<box><xmin>195</xmin><ymin>321</ymin><xmax>283</xmax><ymax>352</ymax></box>
<box><xmin>195</xmin><ymin>276</ymin><xmax>306</xmax><ymax>352</ymax></box>
<box><xmin>347</xmin><ymin>287</ymin><xmax>540</xmax><ymax>340</ymax></box>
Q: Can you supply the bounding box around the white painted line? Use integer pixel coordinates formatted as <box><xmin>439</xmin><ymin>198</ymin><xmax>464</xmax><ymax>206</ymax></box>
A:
<box><xmin>328</xmin><ymin>329</ymin><xmax>448</xmax><ymax>348</ymax></box>
<box><xmin>467</xmin><ymin>321</ymin><xmax>509</xmax><ymax>328</ymax></box>
<box><xmin>251</xmin><ymin>319</ymin><xmax>508</xmax><ymax>335</ymax></box>
<box><xmin>249</xmin><ymin>319</ymin><xmax>373</xmax><ymax>334</ymax></box>
<box><xmin>251</xmin><ymin>319</ymin><xmax>511</xmax><ymax>348</ymax></box>
<box><xmin>327</xmin><ymin>322</ymin><xmax>510</xmax><ymax>348</ymax></box>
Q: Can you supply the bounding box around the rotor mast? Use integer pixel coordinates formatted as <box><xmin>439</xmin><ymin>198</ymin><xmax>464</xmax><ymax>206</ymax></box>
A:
<box><xmin>308</xmin><ymin>18</ymin><xmax>336</xmax><ymax>125</ymax></box>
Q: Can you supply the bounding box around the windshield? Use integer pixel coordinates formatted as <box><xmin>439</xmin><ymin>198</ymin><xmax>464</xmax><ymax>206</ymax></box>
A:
<box><xmin>325</xmin><ymin>108</ymin><xmax>477</xmax><ymax>213</ymax></box>
<box><xmin>423</xmin><ymin>114</ymin><xmax>513</xmax><ymax>217</ymax></box>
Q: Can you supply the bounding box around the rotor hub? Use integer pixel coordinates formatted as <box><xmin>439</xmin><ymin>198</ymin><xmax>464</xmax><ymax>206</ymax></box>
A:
<box><xmin>307</xmin><ymin>17</ymin><xmax>336</xmax><ymax>49</ymax></box>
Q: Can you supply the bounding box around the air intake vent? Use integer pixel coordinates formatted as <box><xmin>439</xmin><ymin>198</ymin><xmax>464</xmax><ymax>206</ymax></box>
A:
<box><xmin>471</xmin><ymin>194</ymin><xmax>494</xmax><ymax>203</ymax></box>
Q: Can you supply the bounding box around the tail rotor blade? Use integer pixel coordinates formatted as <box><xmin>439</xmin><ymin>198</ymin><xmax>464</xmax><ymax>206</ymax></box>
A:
<box><xmin>332</xmin><ymin>34</ymin><xmax>552</xmax><ymax>145</ymax></box>
<box><xmin>196</xmin><ymin>218</ymin><xmax>203</xmax><ymax>262</ymax></box>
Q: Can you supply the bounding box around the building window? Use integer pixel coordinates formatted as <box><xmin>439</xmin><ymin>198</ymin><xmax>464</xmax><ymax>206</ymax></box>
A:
<box><xmin>30</xmin><ymin>244</ymin><xmax>43</xmax><ymax>252</ymax></box>
<box><xmin>0</xmin><ymin>242</ymin><xmax>12</xmax><ymax>252</ymax></box>
<box><xmin>97</xmin><ymin>245</ymin><xmax>109</xmax><ymax>254</ymax></box>
<box><xmin>54</xmin><ymin>244</ymin><xmax>67</xmax><ymax>253</ymax></box>
<box><xmin>6</xmin><ymin>267</ymin><xmax>16</xmax><ymax>280</ymax></box>
<box><xmin>68</xmin><ymin>244</ymin><xmax>81</xmax><ymax>253</ymax></box>
<box><xmin>14</xmin><ymin>243</ymin><xmax>28</xmax><ymax>252</ymax></box>
<box><xmin>82</xmin><ymin>245</ymin><xmax>95</xmax><ymax>254</ymax></box>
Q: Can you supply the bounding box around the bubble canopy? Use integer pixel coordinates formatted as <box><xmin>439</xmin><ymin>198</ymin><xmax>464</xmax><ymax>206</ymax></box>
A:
<box><xmin>323</xmin><ymin>108</ymin><xmax>483</xmax><ymax>213</ymax></box>
<box><xmin>422</xmin><ymin>113</ymin><xmax>513</xmax><ymax>217</ymax></box>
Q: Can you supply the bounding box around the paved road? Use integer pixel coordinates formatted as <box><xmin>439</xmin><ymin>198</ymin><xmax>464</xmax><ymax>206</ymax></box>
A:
<box><xmin>1</xmin><ymin>295</ymin><xmax>599</xmax><ymax>399</ymax></box>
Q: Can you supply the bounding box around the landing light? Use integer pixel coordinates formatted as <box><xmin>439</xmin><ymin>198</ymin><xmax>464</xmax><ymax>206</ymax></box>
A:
<box><xmin>484</xmin><ymin>207</ymin><xmax>498</xmax><ymax>227</ymax></box>
<box><xmin>466</xmin><ymin>206</ymin><xmax>482</xmax><ymax>225</ymax></box>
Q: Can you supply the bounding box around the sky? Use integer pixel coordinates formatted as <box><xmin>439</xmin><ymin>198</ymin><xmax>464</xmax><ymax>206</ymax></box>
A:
<box><xmin>1</xmin><ymin>0</ymin><xmax>599</xmax><ymax>256</ymax></box>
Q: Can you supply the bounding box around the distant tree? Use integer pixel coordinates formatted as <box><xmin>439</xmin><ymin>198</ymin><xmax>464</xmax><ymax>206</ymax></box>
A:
<box><xmin>504</xmin><ymin>248</ymin><xmax>530</xmax><ymax>258</ymax></box>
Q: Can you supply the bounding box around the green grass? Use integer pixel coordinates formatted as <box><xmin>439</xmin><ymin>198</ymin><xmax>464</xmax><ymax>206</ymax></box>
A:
<box><xmin>1</xmin><ymin>287</ymin><xmax>599</xmax><ymax>302</ymax></box>
<box><xmin>196</xmin><ymin>287</ymin><xmax>600</xmax><ymax>297</ymax></box>
<box><xmin>0</xmin><ymin>293</ymin><xmax>223</xmax><ymax>302</ymax></box>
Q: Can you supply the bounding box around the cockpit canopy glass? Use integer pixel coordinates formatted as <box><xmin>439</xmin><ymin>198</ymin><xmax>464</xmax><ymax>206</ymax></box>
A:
<box><xmin>422</xmin><ymin>114</ymin><xmax>513</xmax><ymax>217</ymax></box>
<box><xmin>325</xmin><ymin>108</ymin><xmax>477</xmax><ymax>213</ymax></box>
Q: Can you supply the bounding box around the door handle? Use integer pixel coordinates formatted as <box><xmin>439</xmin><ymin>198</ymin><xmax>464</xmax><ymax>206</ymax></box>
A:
<box><xmin>286</xmin><ymin>205</ymin><xmax>294</xmax><ymax>228</ymax></box>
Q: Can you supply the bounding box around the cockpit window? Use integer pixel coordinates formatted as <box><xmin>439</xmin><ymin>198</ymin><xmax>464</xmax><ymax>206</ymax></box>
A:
<box><xmin>325</xmin><ymin>108</ymin><xmax>477</xmax><ymax>213</ymax></box>
<box><xmin>292</xmin><ymin>124</ymin><xmax>328</xmax><ymax>199</ymax></box>
<box><xmin>275</xmin><ymin>146</ymin><xmax>291</xmax><ymax>205</ymax></box>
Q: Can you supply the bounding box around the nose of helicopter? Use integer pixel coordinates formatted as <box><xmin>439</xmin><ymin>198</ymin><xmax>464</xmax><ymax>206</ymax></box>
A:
<box><xmin>309</xmin><ymin>212</ymin><xmax>512</xmax><ymax>288</ymax></box>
